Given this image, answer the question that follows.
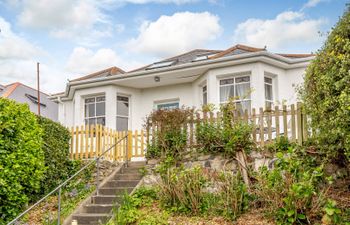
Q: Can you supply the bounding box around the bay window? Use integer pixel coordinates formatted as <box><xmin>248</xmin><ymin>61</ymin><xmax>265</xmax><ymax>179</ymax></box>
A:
<box><xmin>84</xmin><ymin>96</ymin><xmax>105</xmax><ymax>125</ymax></box>
<box><xmin>219</xmin><ymin>75</ymin><xmax>251</xmax><ymax>113</ymax></box>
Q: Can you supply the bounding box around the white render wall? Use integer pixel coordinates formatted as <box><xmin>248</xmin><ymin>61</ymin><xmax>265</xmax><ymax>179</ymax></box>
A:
<box><xmin>58</xmin><ymin>62</ymin><xmax>306</xmax><ymax>130</ymax></box>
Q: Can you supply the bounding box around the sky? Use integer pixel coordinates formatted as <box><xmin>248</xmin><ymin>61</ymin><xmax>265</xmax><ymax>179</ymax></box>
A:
<box><xmin>0</xmin><ymin>0</ymin><xmax>348</xmax><ymax>93</ymax></box>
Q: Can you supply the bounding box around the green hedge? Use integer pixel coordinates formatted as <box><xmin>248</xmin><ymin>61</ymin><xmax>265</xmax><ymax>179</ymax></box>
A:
<box><xmin>36</xmin><ymin>116</ymin><xmax>73</xmax><ymax>198</ymax></box>
<box><xmin>301</xmin><ymin>6</ymin><xmax>350</xmax><ymax>165</ymax></box>
<box><xmin>0</xmin><ymin>98</ymin><xmax>45</xmax><ymax>224</ymax></box>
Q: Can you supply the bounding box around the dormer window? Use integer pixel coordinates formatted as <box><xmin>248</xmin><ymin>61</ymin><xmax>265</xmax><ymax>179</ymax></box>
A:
<box><xmin>146</xmin><ymin>61</ymin><xmax>175</xmax><ymax>70</ymax></box>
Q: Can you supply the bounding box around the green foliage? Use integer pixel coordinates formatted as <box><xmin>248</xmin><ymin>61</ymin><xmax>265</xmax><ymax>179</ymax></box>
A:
<box><xmin>109</xmin><ymin>186</ymin><xmax>159</xmax><ymax>225</ymax></box>
<box><xmin>0</xmin><ymin>98</ymin><xmax>45</xmax><ymax>223</ymax></box>
<box><xmin>254</xmin><ymin>148</ymin><xmax>326</xmax><ymax>224</ymax></box>
<box><xmin>196</xmin><ymin>122</ymin><xmax>225</xmax><ymax>153</ymax></box>
<box><xmin>158</xmin><ymin>166</ymin><xmax>210</xmax><ymax>215</ymax></box>
<box><xmin>145</xmin><ymin>107</ymin><xmax>193</xmax><ymax>160</ymax></box>
<box><xmin>216</xmin><ymin>172</ymin><xmax>250</xmax><ymax>220</ymax></box>
<box><xmin>36</xmin><ymin>116</ymin><xmax>72</xmax><ymax>198</ymax></box>
<box><xmin>223</xmin><ymin>121</ymin><xmax>254</xmax><ymax>157</ymax></box>
<box><xmin>322</xmin><ymin>199</ymin><xmax>342</xmax><ymax>225</ymax></box>
<box><xmin>301</xmin><ymin>6</ymin><xmax>350</xmax><ymax>164</ymax></box>
<box><xmin>265</xmin><ymin>136</ymin><xmax>294</xmax><ymax>153</ymax></box>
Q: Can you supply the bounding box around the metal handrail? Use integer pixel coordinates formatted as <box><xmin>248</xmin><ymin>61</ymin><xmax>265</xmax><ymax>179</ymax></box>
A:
<box><xmin>7</xmin><ymin>134</ymin><xmax>129</xmax><ymax>225</ymax></box>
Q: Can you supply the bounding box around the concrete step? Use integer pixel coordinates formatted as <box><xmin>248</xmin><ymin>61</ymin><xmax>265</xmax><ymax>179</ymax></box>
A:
<box><xmin>115</xmin><ymin>173</ymin><xmax>143</xmax><ymax>180</ymax></box>
<box><xmin>98</xmin><ymin>187</ymin><xmax>133</xmax><ymax>195</ymax></box>
<box><xmin>104</xmin><ymin>180</ymin><xmax>140</xmax><ymax>188</ymax></box>
<box><xmin>83</xmin><ymin>204</ymin><xmax>114</xmax><ymax>214</ymax></box>
<box><xmin>119</xmin><ymin>167</ymin><xmax>143</xmax><ymax>174</ymax></box>
<box><xmin>92</xmin><ymin>195</ymin><xmax>123</xmax><ymax>204</ymax></box>
<box><xmin>72</xmin><ymin>213</ymin><xmax>109</xmax><ymax>225</ymax></box>
<box><xmin>128</xmin><ymin>161</ymin><xmax>146</xmax><ymax>167</ymax></box>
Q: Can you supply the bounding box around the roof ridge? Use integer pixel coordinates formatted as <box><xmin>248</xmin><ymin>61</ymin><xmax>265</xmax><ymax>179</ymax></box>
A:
<box><xmin>1</xmin><ymin>82</ymin><xmax>21</xmax><ymax>98</ymax></box>
<box><xmin>210</xmin><ymin>44</ymin><xmax>265</xmax><ymax>59</ymax></box>
<box><xmin>70</xmin><ymin>66</ymin><xmax>125</xmax><ymax>82</ymax></box>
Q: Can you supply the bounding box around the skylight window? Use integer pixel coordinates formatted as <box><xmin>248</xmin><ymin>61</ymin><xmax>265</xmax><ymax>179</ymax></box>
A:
<box><xmin>146</xmin><ymin>61</ymin><xmax>175</xmax><ymax>70</ymax></box>
<box><xmin>192</xmin><ymin>53</ymin><xmax>217</xmax><ymax>62</ymax></box>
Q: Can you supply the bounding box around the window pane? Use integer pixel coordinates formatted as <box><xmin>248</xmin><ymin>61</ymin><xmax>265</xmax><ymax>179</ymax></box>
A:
<box><xmin>117</xmin><ymin>117</ymin><xmax>128</xmax><ymax>131</ymax></box>
<box><xmin>203</xmin><ymin>93</ymin><xmax>207</xmax><ymax>105</ymax></box>
<box><xmin>264</xmin><ymin>77</ymin><xmax>272</xmax><ymax>84</ymax></box>
<box><xmin>88</xmin><ymin>118</ymin><xmax>96</xmax><ymax>125</ymax></box>
<box><xmin>96</xmin><ymin>117</ymin><xmax>105</xmax><ymax>126</ymax></box>
<box><xmin>235</xmin><ymin>76</ymin><xmax>250</xmax><ymax>83</ymax></box>
<box><xmin>266</xmin><ymin>101</ymin><xmax>273</xmax><ymax>110</ymax></box>
<box><xmin>236</xmin><ymin>101</ymin><xmax>251</xmax><ymax>114</ymax></box>
<box><xmin>220</xmin><ymin>78</ymin><xmax>234</xmax><ymax>85</ymax></box>
<box><xmin>96</xmin><ymin>102</ymin><xmax>105</xmax><ymax>116</ymax></box>
<box><xmin>117</xmin><ymin>96</ymin><xmax>129</xmax><ymax>102</ymax></box>
<box><xmin>96</xmin><ymin>96</ymin><xmax>105</xmax><ymax>102</ymax></box>
<box><xmin>265</xmin><ymin>84</ymin><xmax>273</xmax><ymax>101</ymax></box>
<box><xmin>86</xmin><ymin>104</ymin><xmax>95</xmax><ymax>117</ymax></box>
<box><xmin>220</xmin><ymin>85</ymin><xmax>234</xmax><ymax>102</ymax></box>
<box><xmin>235</xmin><ymin>83</ymin><xmax>250</xmax><ymax>100</ymax></box>
<box><xmin>85</xmin><ymin>98</ymin><xmax>95</xmax><ymax>103</ymax></box>
<box><xmin>157</xmin><ymin>102</ymin><xmax>179</xmax><ymax>110</ymax></box>
<box><xmin>117</xmin><ymin>101</ymin><xmax>129</xmax><ymax>116</ymax></box>
<box><xmin>202</xmin><ymin>85</ymin><xmax>207</xmax><ymax>92</ymax></box>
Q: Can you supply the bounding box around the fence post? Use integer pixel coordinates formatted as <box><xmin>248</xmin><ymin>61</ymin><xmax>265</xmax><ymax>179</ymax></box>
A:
<box><xmin>128</xmin><ymin>130</ymin><xmax>132</xmax><ymax>160</ymax></box>
<box><xmin>75</xmin><ymin>126</ymin><xmax>79</xmax><ymax>160</ymax></box>
<box><xmin>70</xmin><ymin>127</ymin><xmax>74</xmax><ymax>159</ymax></box>
<box><xmin>297</xmin><ymin>102</ymin><xmax>303</xmax><ymax>145</ymax></box>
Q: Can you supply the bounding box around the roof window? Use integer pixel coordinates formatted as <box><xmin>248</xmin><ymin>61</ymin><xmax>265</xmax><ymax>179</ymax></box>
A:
<box><xmin>146</xmin><ymin>61</ymin><xmax>175</xmax><ymax>70</ymax></box>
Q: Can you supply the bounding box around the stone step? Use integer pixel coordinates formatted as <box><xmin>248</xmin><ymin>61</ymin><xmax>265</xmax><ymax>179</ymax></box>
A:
<box><xmin>104</xmin><ymin>180</ymin><xmax>140</xmax><ymax>188</ymax></box>
<box><xmin>83</xmin><ymin>204</ymin><xmax>114</xmax><ymax>214</ymax></box>
<box><xmin>98</xmin><ymin>187</ymin><xmax>133</xmax><ymax>195</ymax></box>
<box><xmin>92</xmin><ymin>195</ymin><xmax>123</xmax><ymax>204</ymax></box>
<box><xmin>128</xmin><ymin>161</ymin><xmax>147</xmax><ymax>167</ymax></box>
<box><xmin>115</xmin><ymin>173</ymin><xmax>143</xmax><ymax>180</ymax></box>
<box><xmin>72</xmin><ymin>213</ymin><xmax>109</xmax><ymax>225</ymax></box>
<box><xmin>120</xmin><ymin>167</ymin><xmax>143</xmax><ymax>173</ymax></box>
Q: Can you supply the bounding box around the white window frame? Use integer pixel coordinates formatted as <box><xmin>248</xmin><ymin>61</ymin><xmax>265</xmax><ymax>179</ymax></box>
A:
<box><xmin>84</xmin><ymin>95</ymin><xmax>106</xmax><ymax>126</ymax></box>
<box><xmin>116</xmin><ymin>95</ymin><xmax>130</xmax><ymax>131</ymax></box>
<box><xmin>264</xmin><ymin>76</ymin><xmax>274</xmax><ymax>109</ymax></box>
<box><xmin>155</xmin><ymin>100</ymin><xmax>180</xmax><ymax>110</ymax></box>
<box><xmin>219</xmin><ymin>74</ymin><xmax>251</xmax><ymax>113</ymax></box>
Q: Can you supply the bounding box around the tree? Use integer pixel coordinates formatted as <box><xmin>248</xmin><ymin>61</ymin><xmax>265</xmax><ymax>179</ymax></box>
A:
<box><xmin>0</xmin><ymin>98</ymin><xmax>45</xmax><ymax>223</ymax></box>
<box><xmin>302</xmin><ymin>5</ymin><xmax>350</xmax><ymax>165</ymax></box>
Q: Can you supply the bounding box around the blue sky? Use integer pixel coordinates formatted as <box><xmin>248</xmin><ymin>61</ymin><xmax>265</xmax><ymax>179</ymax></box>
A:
<box><xmin>0</xmin><ymin>0</ymin><xmax>348</xmax><ymax>93</ymax></box>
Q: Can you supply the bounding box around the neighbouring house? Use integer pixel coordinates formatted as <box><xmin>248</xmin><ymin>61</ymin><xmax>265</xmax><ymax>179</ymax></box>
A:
<box><xmin>1</xmin><ymin>82</ymin><xmax>58</xmax><ymax>121</ymax></box>
<box><xmin>50</xmin><ymin>44</ymin><xmax>314</xmax><ymax>131</ymax></box>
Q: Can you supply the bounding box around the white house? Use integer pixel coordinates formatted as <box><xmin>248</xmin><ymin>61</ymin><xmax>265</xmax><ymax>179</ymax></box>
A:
<box><xmin>51</xmin><ymin>44</ymin><xmax>314</xmax><ymax>131</ymax></box>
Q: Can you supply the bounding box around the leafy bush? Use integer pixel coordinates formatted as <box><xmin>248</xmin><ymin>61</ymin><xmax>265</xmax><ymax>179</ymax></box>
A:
<box><xmin>145</xmin><ymin>107</ymin><xmax>193</xmax><ymax>160</ymax></box>
<box><xmin>223</xmin><ymin>121</ymin><xmax>254</xmax><ymax>157</ymax></box>
<box><xmin>265</xmin><ymin>136</ymin><xmax>294</xmax><ymax>153</ymax></box>
<box><xmin>36</xmin><ymin>116</ymin><xmax>72</xmax><ymax>198</ymax></box>
<box><xmin>0</xmin><ymin>98</ymin><xmax>45</xmax><ymax>223</ymax></box>
<box><xmin>254</xmin><ymin>148</ymin><xmax>326</xmax><ymax>224</ymax></box>
<box><xmin>301</xmin><ymin>6</ymin><xmax>350</xmax><ymax>165</ymax></box>
<box><xmin>215</xmin><ymin>172</ymin><xmax>250</xmax><ymax>220</ymax></box>
<box><xmin>158</xmin><ymin>166</ymin><xmax>210</xmax><ymax>214</ymax></box>
<box><xmin>196</xmin><ymin>122</ymin><xmax>225</xmax><ymax>153</ymax></box>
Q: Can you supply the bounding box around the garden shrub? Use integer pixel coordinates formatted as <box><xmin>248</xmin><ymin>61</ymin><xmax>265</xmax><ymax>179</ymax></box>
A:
<box><xmin>265</xmin><ymin>136</ymin><xmax>294</xmax><ymax>153</ymax></box>
<box><xmin>223</xmin><ymin>121</ymin><xmax>254</xmax><ymax>157</ymax></box>
<box><xmin>145</xmin><ymin>107</ymin><xmax>193</xmax><ymax>161</ymax></box>
<box><xmin>254</xmin><ymin>148</ymin><xmax>326</xmax><ymax>224</ymax></box>
<box><xmin>36</xmin><ymin>116</ymin><xmax>73</xmax><ymax>198</ymax></box>
<box><xmin>301</xmin><ymin>6</ymin><xmax>350</xmax><ymax>165</ymax></box>
<box><xmin>196</xmin><ymin>122</ymin><xmax>225</xmax><ymax>153</ymax></box>
<box><xmin>0</xmin><ymin>98</ymin><xmax>45</xmax><ymax>223</ymax></box>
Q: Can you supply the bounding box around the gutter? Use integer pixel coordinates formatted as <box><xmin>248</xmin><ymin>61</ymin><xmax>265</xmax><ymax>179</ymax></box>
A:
<box><xmin>50</xmin><ymin>51</ymin><xmax>314</xmax><ymax>101</ymax></box>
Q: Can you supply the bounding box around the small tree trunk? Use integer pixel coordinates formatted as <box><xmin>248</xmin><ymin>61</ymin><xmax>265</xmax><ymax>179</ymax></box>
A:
<box><xmin>236</xmin><ymin>150</ymin><xmax>250</xmax><ymax>189</ymax></box>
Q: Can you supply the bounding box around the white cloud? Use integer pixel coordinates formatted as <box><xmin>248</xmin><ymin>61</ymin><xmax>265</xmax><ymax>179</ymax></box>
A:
<box><xmin>302</xmin><ymin>0</ymin><xmax>326</xmax><ymax>10</ymax></box>
<box><xmin>16</xmin><ymin>0</ymin><xmax>115</xmax><ymax>45</ymax></box>
<box><xmin>0</xmin><ymin>17</ymin><xmax>42</xmax><ymax>59</ymax></box>
<box><xmin>233</xmin><ymin>11</ymin><xmax>326</xmax><ymax>52</ymax></box>
<box><xmin>127</xmin><ymin>11</ymin><xmax>222</xmax><ymax>57</ymax></box>
<box><xmin>65</xmin><ymin>47</ymin><xmax>143</xmax><ymax>76</ymax></box>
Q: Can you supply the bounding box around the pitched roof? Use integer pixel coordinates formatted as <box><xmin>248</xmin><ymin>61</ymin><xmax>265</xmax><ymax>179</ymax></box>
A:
<box><xmin>70</xmin><ymin>66</ymin><xmax>125</xmax><ymax>82</ymax></box>
<box><xmin>1</xmin><ymin>82</ymin><xmax>21</xmax><ymax>98</ymax></box>
<box><xmin>0</xmin><ymin>82</ymin><xmax>51</xmax><ymax>98</ymax></box>
<box><xmin>129</xmin><ymin>49</ymin><xmax>222</xmax><ymax>72</ymax></box>
<box><xmin>210</xmin><ymin>44</ymin><xmax>266</xmax><ymax>59</ymax></box>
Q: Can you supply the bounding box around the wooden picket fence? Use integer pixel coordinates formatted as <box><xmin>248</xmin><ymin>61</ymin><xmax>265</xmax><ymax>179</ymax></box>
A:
<box><xmin>146</xmin><ymin>102</ymin><xmax>308</xmax><ymax>148</ymax></box>
<box><xmin>69</xmin><ymin>125</ymin><xmax>146</xmax><ymax>160</ymax></box>
<box><xmin>70</xmin><ymin>103</ymin><xmax>308</xmax><ymax>160</ymax></box>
